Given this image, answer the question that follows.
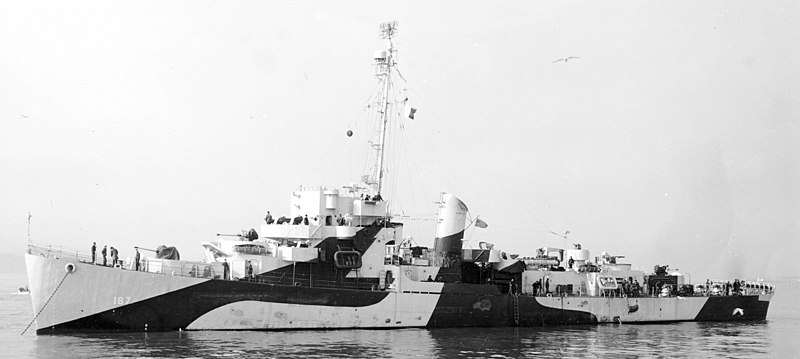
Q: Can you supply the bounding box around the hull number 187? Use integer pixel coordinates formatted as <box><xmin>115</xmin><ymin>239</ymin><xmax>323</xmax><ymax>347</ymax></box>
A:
<box><xmin>113</xmin><ymin>296</ymin><xmax>132</xmax><ymax>305</ymax></box>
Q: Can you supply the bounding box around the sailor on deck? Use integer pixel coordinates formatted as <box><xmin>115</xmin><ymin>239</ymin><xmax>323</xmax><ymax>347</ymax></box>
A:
<box><xmin>134</xmin><ymin>248</ymin><xmax>141</xmax><ymax>271</ymax></box>
<box><xmin>222</xmin><ymin>259</ymin><xmax>230</xmax><ymax>280</ymax></box>
<box><xmin>246</xmin><ymin>262</ymin><xmax>254</xmax><ymax>279</ymax></box>
<box><xmin>510</xmin><ymin>278</ymin><xmax>517</xmax><ymax>294</ymax></box>
<box><xmin>545</xmin><ymin>277</ymin><xmax>550</xmax><ymax>294</ymax></box>
<box><xmin>101</xmin><ymin>245</ymin><xmax>107</xmax><ymax>266</ymax></box>
<box><xmin>111</xmin><ymin>247</ymin><xmax>119</xmax><ymax>266</ymax></box>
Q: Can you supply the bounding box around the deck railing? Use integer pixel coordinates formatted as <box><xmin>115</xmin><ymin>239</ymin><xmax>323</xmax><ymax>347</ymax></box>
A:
<box><xmin>26</xmin><ymin>244</ymin><xmax>380</xmax><ymax>290</ymax></box>
<box><xmin>238</xmin><ymin>271</ymin><xmax>380</xmax><ymax>291</ymax></box>
<box><xmin>26</xmin><ymin>244</ymin><xmax>219</xmax><ymax>279</ymax></box>
<box><xmin>28</xmin><ymin>244</ymin><xmax>104</xmax><ymax>266</ymax></box>
<box><xmin>28</xmin><ymin>244</ymin><xmax>774</xmax><ymax>295</ymax></box>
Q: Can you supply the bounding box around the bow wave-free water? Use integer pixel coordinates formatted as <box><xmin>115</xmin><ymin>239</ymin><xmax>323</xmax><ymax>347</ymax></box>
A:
<box><xmin>25</xmin><ymin>23</ymin><xmax>774</xmax><ymax>334</ymax></box>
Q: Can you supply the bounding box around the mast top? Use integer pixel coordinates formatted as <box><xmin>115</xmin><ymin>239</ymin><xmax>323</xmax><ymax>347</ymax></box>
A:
<box><xmin>369</xmin><ymin>21</ymin><xmax>400</xmax><ymax>197</ymax></box>
<box><xmin>379</xmin><ymin>21</ymin><xmax>398</xmax><ymax>40</ymax></box>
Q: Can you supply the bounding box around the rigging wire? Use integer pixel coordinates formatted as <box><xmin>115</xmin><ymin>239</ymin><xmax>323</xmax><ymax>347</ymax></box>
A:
<box><xmin>363</xmin><ymin>79</ymin><xmax>387</xmax><ymax>181</ymax></box>
<box><xmin>348</xmin><ymin>53</ymin><xmax>562</xmax><ymax>244</ymax></box>
<box><xmin>399</xmin><ymin>117</ymin><xmax>428</xmax><ymax>220</ymax></box>
<box><xmin>395</xmin><ymin>66</ymin><xmax>559</xmax><ymax>238</ymax></box>
<box><xmin>385</xmin><ymin>66</ymin><xmax>437</xmax><ymax>239</ymax></box>
<box><xmin>298</xmin><ymin>79</ymin><xmax>384</xmax><ymax>189</ymax></box>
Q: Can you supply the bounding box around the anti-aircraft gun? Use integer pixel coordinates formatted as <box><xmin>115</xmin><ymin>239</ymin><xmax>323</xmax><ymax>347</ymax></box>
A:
<box><xmin>653</xmin><ymin>264</ymin><xmax>669</xmax><ymax>276</ymax></box>
<box><xmin>646</xmin><ymin>264</ymin><xmax>677</xmax><ymax>296</ymax></box>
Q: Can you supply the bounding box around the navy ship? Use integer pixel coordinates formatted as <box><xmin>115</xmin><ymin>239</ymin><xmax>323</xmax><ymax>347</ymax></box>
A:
<box><xmin>24</xmin><ymin>22</ymin><xmax>774</xmax><ymax>334</ymax></box>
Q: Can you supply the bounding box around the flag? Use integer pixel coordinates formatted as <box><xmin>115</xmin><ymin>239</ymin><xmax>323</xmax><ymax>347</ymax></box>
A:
<box><xmin>404</xmin><ymin>105</ymin><xmax>417</xmax><ymax>120</ymax></box>
<box><xmin>475</xmin><ymin>218</ymin><xmax>488</xmax><ymax>228</ymax></box>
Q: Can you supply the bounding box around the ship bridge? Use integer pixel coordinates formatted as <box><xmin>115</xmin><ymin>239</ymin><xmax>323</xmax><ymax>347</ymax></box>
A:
<box><xmin>260</xmin><ymin>185</ymin><xmax>392</xmax><ymax>240</ymax></box>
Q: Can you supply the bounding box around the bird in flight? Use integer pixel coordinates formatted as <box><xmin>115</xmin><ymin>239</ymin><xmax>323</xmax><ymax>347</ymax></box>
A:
<box><xmin>553</xmin><ymin>56</ymin><xmax>580</xmax><ymax>63</ymax></box>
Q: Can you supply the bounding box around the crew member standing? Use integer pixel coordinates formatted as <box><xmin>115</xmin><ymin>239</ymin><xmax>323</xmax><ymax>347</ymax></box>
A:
<box><xmin>545</xmin><ymin>277</ymin><xmax>550</xmax><ymax>294</ymax></box>
<box><xmin>247</xmin><ymin>262</ymin><xmax>254</xmax><ymax>279</ymax></box>
<box><xmin>101</xmin><ymin>245</ymin><xmax>107</xmax><ymax>266</ymax></box>
<box><xmin>91</xmin><ymin>242</ymin><xmax>97</xmax><ymax>264</ymax></box>
<box><xmin>110</xmin><ymin>246</ymin><xmax>119</xmax><ymax>266</ymax></box>
<box><xmin>222</xmin><ymin>259</ymin><xmax>230</xmax><ymax>280</ymax></box>
<box><xmin>134</xmin><ymin>248</ymin><xmax>141</xmax><ymax>271</ymax></box>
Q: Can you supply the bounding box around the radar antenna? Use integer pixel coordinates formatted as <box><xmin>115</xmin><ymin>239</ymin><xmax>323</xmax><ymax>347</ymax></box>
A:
<box><xmin>379</xmin><ymin>21</ymin><xmax>398</xmax><ymax>39</ymax></box>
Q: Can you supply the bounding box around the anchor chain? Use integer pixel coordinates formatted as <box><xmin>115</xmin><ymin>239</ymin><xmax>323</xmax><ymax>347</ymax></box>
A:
<box><xmin>21</xmin><ymin>270</ymin><xmax>71</xmax><ymax>335</ymax></box>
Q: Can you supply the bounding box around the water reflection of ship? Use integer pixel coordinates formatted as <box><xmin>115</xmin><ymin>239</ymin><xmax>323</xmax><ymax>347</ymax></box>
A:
<box><xmin>32</xmin><ymin>329</ymin><xmax>441</xmax><ymax>358</ymax></box>
<box><xmin>27</xmin><ymin>321</ymin><xmax>778</xmax><ymax>358</ymax></box>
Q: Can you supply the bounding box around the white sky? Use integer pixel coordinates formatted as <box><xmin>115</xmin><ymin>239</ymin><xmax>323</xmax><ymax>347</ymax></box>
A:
<box><xmin>2</xmin><ymin>1</ymin><xmax>798</xmax><ymax>281</ymax></box>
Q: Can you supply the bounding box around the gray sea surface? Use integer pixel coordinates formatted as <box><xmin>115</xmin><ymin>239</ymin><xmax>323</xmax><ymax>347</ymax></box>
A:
<box><xmin>1</xmin><ymin>256</ymin><xmax>799</xmax><ymax>358</ymax></box>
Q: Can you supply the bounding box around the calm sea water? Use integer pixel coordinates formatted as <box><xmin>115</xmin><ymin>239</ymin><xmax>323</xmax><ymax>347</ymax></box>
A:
<box><xmin>2</xmin><ymin>270</ymin><xmax>799</xmax><ymax>358</ymax></box>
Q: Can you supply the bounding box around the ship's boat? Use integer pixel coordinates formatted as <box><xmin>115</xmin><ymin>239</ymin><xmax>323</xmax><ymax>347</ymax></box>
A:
<box><xmin>24</xmin><ymin>22</ymin><xmax>774</xmax><ymax>334</ymax></box>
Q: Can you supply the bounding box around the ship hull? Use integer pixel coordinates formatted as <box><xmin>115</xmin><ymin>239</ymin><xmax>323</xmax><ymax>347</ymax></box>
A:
<box><xmin>26</xmin><ymin>254</ymin><xmax>771</xmax><ymax>334</ymax></box>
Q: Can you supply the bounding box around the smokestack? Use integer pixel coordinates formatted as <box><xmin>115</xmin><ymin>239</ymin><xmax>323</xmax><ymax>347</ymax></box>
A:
<box><xmin>433</xmin><ymin>193</ymin><xmax>468</xmax><ymax>267</ymax></box>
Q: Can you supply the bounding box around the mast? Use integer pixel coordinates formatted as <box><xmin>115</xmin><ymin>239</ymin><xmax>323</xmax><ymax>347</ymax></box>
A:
<box><xmin>372</xmin><ymin>21</ymin><xmax>398</xmax><ymax>196</ymax></box>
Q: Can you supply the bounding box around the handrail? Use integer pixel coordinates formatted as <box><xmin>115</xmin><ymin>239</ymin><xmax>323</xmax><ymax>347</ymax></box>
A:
<box><xmin>27</xmin><ymin>244</ymin><xmax>219</xmax><ymax>279</ymax></box>
<box><xmin>27</xmin><ymin>244</ymin><xmax>378</xmax><ymax>289</ymax></box>
<box><xmin>239</xmin><ymin>272</ymin><xmax>379</xmax><ymax>291</ymax></box>
<box><xmin>28</xmin><ymin>244</ymin><xmax>94</xmax><ymax>265</ymax></box>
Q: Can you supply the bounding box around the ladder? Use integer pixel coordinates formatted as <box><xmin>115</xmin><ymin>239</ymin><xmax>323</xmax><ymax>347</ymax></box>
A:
<box><xmin>511</xmin><ymin>293</ymin><xmax>520</xmax><ymax>326</ymax></box>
